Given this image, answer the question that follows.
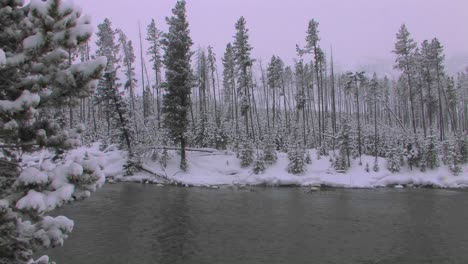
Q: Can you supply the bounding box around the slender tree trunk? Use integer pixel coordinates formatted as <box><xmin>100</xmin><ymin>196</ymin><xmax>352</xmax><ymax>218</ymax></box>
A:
<box><xmin>260</xmin><ymin>61</ymin><xmax>270</xmax><ymax>130</ymax></box>
<box><xmin>180</xmin><ymin>135</ymin><xmax>187</xmax><ymax>170</ymax></box>
<box><xmin>435</xmin><ymin>65</ymin><xmax>444</xmax><ymax>140</ymax></box>
<box><xmin>355</xmin><ymin>79</ymin><xmax>362</xmax><ymax>163</ymax></box>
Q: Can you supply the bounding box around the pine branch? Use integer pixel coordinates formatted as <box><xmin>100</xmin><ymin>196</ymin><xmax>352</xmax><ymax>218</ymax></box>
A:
<box><xmin>0</xmin><ymin>143</ymin><xmax>38</xmax><ymax>149</ymax></box>
<box><xmin>0</xmin><ymin>159</ymin><xmax>22</xmax><ymax>170</ymax></box>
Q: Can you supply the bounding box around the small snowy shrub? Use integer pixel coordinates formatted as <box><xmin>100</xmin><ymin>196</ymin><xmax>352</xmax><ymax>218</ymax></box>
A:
<box><xmin>387</xmin><ymin>148</ymin><xmax>401</xmax><ymax>173</ymax></box>
<box><xmin>253</xmin><ymin>151</ymin><xmax>266</xmax><ymax>174</ymax></box>
<box><xmin>373</xmin><ymin>158</ymin><xmax>379</xmax><ymax>172</ymax></box>
<box><xmin>263</xmin><ymin>134</ymin><xmax>277</xmax><ymax>165</ymax></box>
<box><xmin>305</xmin><ymin>151</ymin><xmax>312</xmax><ymax>164</ymax></box>
<box><xmin>239</xmin><ymin>140</ymin><xmax>253</xmax><ymax>168</ymax></box>
<box><xmin>288</xmin><ymin>144</ymin><xmax>305</xmax><ymax>174</ymax></box>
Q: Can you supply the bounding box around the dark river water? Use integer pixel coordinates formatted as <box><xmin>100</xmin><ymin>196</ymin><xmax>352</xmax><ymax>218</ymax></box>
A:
<box><xmin>42</xmin><ymin>184</ymin><xmax>468</xmax><ymax>264</ymax></box>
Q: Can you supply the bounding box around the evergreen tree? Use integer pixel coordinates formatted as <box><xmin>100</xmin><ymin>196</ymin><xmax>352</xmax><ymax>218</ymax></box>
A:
<box><xmin>95</xmin><ymin>19</ymin><xmax>134</xmax><ymax>158</ymax></box>
<box><xmin>288</xmin><ymin>142</ymin><xmax>305</xmax><ymax>174</ymax></box>
<box><xmin>305</xmin><ymin>151</ymin><xmax>312</xmax><ymax>165</ymax></box>
<box><xmin>239</xmin><ymin>138</ymin><xmax>254</xmax><ymax>167</ymax></box>
<box><xmin>373</xmin><ymin>157</ymin><xmax>380</xmax><ymax>172</ymax></box>
<box><xmin>405</xmin><ymin>140</ymin><xmax>420</xmax><ymax>171</ymax></box>
<box><xmin>146</xmin><ymin>18</ymin><xmax>163</xmax><ymax>128</ymax></box>
<box><xmin>424</xmin><ymin>134</ymin><xmax>439</xmax><ymax>170</ymax></box>
<box><xmin>233</xmin><ymin>17</ymin><xmax>253</xmax><ymax>138</ymax></box>
<box><xmin>430</xmin><ymin>38</ymin><xmax>446</xmax><ymax>140</ymax></box>
<box><xmin>419</xmin><ymin>40</ymin><xmax>438</xmax><ymax>132</ymax></box>
<box><xmin>194</xmin><ymin>48</ymin><xmax>209</xmax><ymax>147</ymax></box>
<box><xmin>446</xmin><ymin>76</ymin><xmax>457</xmax><ymax>131</ymax></box>
<box><xmin>393</xmin><ymin>24</ymin><xmax>418</xmax><ymax>135</ymax></box>
<box><xmin>253</xmin><ymin>150</ymin><xmax>266</xmax><ymax>174</ymax></box>
<box><xmin>447</xmin><ymin>137</ymin><xmax>462</xmax><ymax>175</ymax></box>
<box><xmin>207</xmin><ymin>46</ymin><xmax>219</xmax><ymax>126</ymax></box>
<box><xmin>267</xmin><ymin>56</ymin><xmax>284</xmax><ymax>129</ymax></box>
<box><xmin>387</xmin><ymin>146</ymin><xmax>402</xmax><ymax>173</ymax></box>
<box><xmin>335</xmin><ymin>118</ymin><xmax>351</xmax><ymax>171</ymax></box>
<box><xmin>221</xmin><ymin>43</ymin><xmax>236</xmax><ymax>135</ymax></box>
<box><xmin>161</xmin><ymin>0</ymin><xmax>193</xmax><ymax>171</ymax></box>
<box><xmin>263</xmin><ymin>132</ymin><xmax>278</xmax><ymax>165</ymax></box>
<box><xmin>345</xmin><ymin>71</ymin><xmax>366</xmax><ymax>163</ymax></box>
<box><xmin>0</xmin><ymin>0</ymin><xmax>106</xmax><ymax>262</ymax></box>
<box><xmin>117</xmin><ymin>29</ymin><xmax>137</xmax><ymax>113</ymax></box>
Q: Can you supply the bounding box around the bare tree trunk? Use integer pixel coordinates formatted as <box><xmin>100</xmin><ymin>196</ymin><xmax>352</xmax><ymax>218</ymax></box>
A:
<box><xmin>260</xmin><ymin>61</ymin><xmax>270</xmax><ymax>130</ymax></box>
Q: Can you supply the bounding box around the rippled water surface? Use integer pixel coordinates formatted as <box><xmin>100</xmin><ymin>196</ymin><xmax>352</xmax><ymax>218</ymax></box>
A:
<box><xmin>43</xmin><ymin>184</ymin><xmax>468</xmax><ymax>264</ymax></box>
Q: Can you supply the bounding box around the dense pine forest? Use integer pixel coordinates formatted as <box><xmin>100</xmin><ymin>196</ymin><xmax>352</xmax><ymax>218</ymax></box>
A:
<box><xmin>0</xmin><ymin>0</ymin><xmax>467</xmax><ymax>263</ymax></box>
<box><xmin>59</xmin><ymin>2</ymin><xmax>467</xmax><ymax>174</ymax></box>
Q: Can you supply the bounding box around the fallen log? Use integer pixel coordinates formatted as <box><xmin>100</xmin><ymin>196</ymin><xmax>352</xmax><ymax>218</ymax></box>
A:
<box><xmin>137</xmin><ymin>164</ymin><xmax>187</xmax><ymax>186</ymax></box>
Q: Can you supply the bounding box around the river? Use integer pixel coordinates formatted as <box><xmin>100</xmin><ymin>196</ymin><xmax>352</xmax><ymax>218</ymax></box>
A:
<box><xmin>42</xmin><ymin>184</ymin><xmax>468</xmax><ymax>264</ymax></box>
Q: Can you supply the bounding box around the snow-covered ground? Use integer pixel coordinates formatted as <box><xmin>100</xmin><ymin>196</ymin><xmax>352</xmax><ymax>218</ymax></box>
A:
<box><xmin>118</xmin><ymin>149</ymin><xmax>468</xmax><ymax>189</ymax></box>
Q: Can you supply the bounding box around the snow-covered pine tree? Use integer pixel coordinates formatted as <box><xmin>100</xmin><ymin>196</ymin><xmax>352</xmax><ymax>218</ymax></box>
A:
<box><xmin>253</xmin><ymin>150</ymin><xmax>266</xmax><ymax>174</ymax></box>
<box><xmin>233</xmin><ymin>16</ymin><xmax>253</xmax><ymax>138</ymax></box>
<box><xmin>305</xmin><ymin>151</ymin><xmax>312</xmax><ymax>165</ymax></box>
<box><xmin>288</xmin><ymin>142</ymin><xmax>305</xmax><ymax>174</ymax></box>
<box><xmin>424</xmin><ymin>134</ymin><xmax>439</xmax><ymax>170</ymax></box>
<box><xmin>287</xmin><ymin>122</ymin><xmax>306</xmax><ymax>174</ymax></box>
<box><xmin>263</xmin><ymin>131</ymin><xmax>277</xmax><ymax>165</ymax></box>
<box><xmin>335</xmin><ymin>118</ymin><xmax>351</xmax><ymax>171</ymax></box>
<box><xmin>373</xmin><ymin>157</ymin><xmax>380</xmax><ymax>172</ymax></box>
<box><xmin>387</xmin><ymin>146</ymin><xmax>402</xmax><ymax>173</ymax></box>
<box><xmin>0</xmin><ymin>0</ymin><xmax>107</xmax><ymax>262</ymax></box>
<box><xmin>405</xmin><ymin>139</ymin><xmax>421</xmax><ymax>171</ymax></box>
<box><xmin>393</xmin><ymin>24</ymin><xmax>418</xmax><ymax>135</ymax></box>
<box><xmin>221</xmin><ymin>43</ymin><xmax>236</xmax><ymax>135</ymax></box>
<box><xmin>455</xmin><ymin>132</ymin><xmax>467</xmax><ymax>164</ymax></box>
<box><xmin>239</xmin><ymin>137</ymin><xmax>254</xmax><ymax>167</ymax></box>
<box><xmin>194</xmin><ymin>48</ymin><xmax>210</xmax><ymax>147</ymax></box>
<box><xmin>95</xmin><ymin>19</ymin><xmax>135</xmax><ymax>172</ymax></box>
<box><xmin>214</xmin><ymin>124</ymin><xmax>229</xmax><ymax>150</ymax></box>
<box><xmin>345</xmin><ymin>71</ymin><xmax>366</xmax><ymax>164</ymax></box>
<box><xmin>268</xmin><ymin>55</ymin><xmax>283</xmax><ymax>130</ymax></box>
<box><xmin>207</xmin><ymin>46</ymin><xmax>219</xmax><ymax>126</ymax></box>
<box><xmin>442</xmin><ymin>133</ymin><xmax>466</xmax><ymax>175</ymax></box>
<box><xmin>446</xmin><ymin>138</ymin><xmax>462</xmax><ymax>175</ymax></box>
<box><xmin>146</xmin><ymin>19</ymin><xmax>163</xmax><ymax>128</ymax></box>
<box><xmin>95</xmin><ymin>18</ymin><xmax>118</xmax><ymax>136</ymax></box>
<box><xmin>117</xmin><ymin>30</ymin><xmax>138</xmax><ymax>116</ymax></box>
<box><xmin>162</xmin><ymin>0</ymin><xmax>193</xmax><ymax>171</ymax></box>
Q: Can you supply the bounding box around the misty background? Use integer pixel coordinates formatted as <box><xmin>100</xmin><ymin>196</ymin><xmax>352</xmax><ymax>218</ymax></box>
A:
<box><xmin>78</xmin><ymin>0</ymin><xmax>468</xmax><ymax>81</ymax></box>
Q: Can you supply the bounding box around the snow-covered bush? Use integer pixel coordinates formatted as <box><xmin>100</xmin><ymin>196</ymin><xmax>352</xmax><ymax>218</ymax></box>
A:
<box><xmin>253</xmin><ymin>151</ymin><xmax>266</xmax><ymax>174</ymax></box>
<box><xmin>387</xmin><ymin>147</ymin><xmax>402</xmax><ymax>173</ymax></box>
<box><xmin>239</xmin><ymin>139</ymin><xmax>253</xmax><ymax>168</ymax></box>
<box><xmin>424</xmin><ymin>135</ymin><xmax>439</xmax><ymax>170</ymax></box>
<box><xmin>373</xmin><ymin>157</ymin><xmax>379</xmax><ymax>172</ymax></box>
<box><xmin>287</xmin><ymin>143</ymin><xmax>305</xmax><ymax>174</ymax></box>
<box><xmin>263</xmin><ymin>133</ymin><xmax>277</xmax><ymax>165</ymax></box>
<box><xmin>305</xmin><ymin>151</ymin><xmax>312</xmax><ymax>165</ymax></box>
<box><xmin>444</xmin><ymin>136</ymin><xmax>464</xmax><ymax>175</ymax></box>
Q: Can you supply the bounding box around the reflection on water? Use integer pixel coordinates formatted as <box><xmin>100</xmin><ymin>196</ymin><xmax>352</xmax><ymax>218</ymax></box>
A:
<box><xmin>42</xmin><ymin>185</ymin><xmax>468</xmax><ymax>264</ymax></box>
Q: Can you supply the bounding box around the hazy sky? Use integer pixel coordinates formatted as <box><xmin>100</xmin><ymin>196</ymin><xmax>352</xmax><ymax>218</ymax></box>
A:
<box><xmin>78</xmin><ymin>0</ymin><xmax>468</xmax><ymax>74</ymax></box>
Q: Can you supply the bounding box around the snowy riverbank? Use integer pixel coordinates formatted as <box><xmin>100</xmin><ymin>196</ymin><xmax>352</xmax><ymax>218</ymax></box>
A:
<box><xmin>114</xmin><ymin>149</ymin><xmax>468</xmax><ymax>189</ymax></box>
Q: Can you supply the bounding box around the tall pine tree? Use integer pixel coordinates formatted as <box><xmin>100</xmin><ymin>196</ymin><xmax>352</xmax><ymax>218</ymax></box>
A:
<box><xmin>162</xmin><ymin>0</ymin><xmax>193</xmax><ymax>171</ymax></box>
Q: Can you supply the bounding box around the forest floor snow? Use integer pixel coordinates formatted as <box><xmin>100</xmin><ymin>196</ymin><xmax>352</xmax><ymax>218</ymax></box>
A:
<box><xmin>117</xmin><ymin>149</ymin><xmax>468</xmax><ymax>189</ymax></box>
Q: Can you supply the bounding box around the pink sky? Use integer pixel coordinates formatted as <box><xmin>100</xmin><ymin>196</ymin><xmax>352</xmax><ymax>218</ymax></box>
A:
<box><xmin>78</xmin><ymin>0</ymin><xmax>468</xmax><ymax>75</ymax></box>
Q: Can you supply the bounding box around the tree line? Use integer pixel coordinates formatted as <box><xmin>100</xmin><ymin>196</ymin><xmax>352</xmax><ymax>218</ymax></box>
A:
<box><xmin>68</xmin><ymin>1</ymin><xmax>466</xmax><ymax>174</ymax></box>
